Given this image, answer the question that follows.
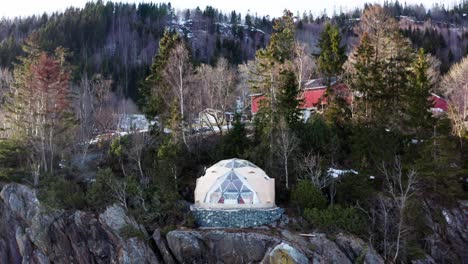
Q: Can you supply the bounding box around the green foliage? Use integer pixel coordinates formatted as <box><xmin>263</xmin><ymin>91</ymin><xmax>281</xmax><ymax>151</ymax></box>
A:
<box><xmin>267</xmin><ymin>10</ymin><xmax>295</xmax><ymax>63</ymax></box>
<box><xmin>350</xmin><ymin>124</ymin><xmax>404</xmax><ymax>171</ymax></box>
<box><xmin>277</xmin><ymin>69</ymin><xmax>303</xmax><ymax>128</ymax></box>
<box><xmin>291</xmin><ymin>181</ymin><xmax>327</xmax><ymax>212</ymax></box>
<box><xmin>131</xmin><ymin>183</ymin><xmax>187</xmax><ymax>227</ymax></box>
<box><xmin>39</xmin><ymin>176</ymin><xmax>87</xmax><ymax>210</ymax></box>
<box><xmin>317</xmin><ymin>23</ymin><xmax>346</xmax><ymax>80</ymax></box>
<box><xmin>298</xmin><ymin>114</ymin><xmax>333</xmax><ymax>155</ymax></box>
<box><xmin>405</xmin><ymin>48</ymin><xmax>435</xmax><ymax>138</ymax></box>
<box><xmin>304</xmin><ymin>205</ymin><xmax>367</xmax><ymax>235</ymax></box>
<box><xmin>336</xmin><ymin>172</ymin><xmax>376</xmax><ymax>207</ymax></box>
<box><xmin>139</xmin><ymin>30</ymin><xmax>181</xmax><ymax>119</ymax></box>
<box><xmin>0</xmin><ymin>139</ymin><xmax>27</xmax><ymax>182</ymax></box>
<box><xmin>86</xmin><ymin>168</ymin><xmax>115</xmax><ymax>210</ymax></box>
<box><xmin>221</xmin><ymin>113</ymin><xmax>250</xmax><ymax>158</ymax></box>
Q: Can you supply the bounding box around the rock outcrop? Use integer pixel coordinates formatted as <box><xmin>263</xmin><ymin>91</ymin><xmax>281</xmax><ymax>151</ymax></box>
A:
<box><xmin>422</xmin><ymin>199</ymin><xmax>468</xmax><ymax>263</ymax></box>
<box><xmin>0</xmin><ymin>183</ymin><xmax>158</xmax><ymax>264</ymax></box>
<box><xmin>166</xmin><ymin>229</ymin><xmax>384</xmax><ymax>264</ymax></box>
<box><xmin>2</xmin><ymin>183</ymin><xmax>463</xmax><ymax>264</ymax></box>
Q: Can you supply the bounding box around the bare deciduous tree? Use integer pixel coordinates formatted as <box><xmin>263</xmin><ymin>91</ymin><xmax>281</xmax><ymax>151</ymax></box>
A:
<box><xmin>380</xmin><ymin>157</ymin><xmax>418</xmax><ymax>263</ymax></box>
<box><xmin>276</xmin><ymin>119</ymin><xmax>299</xmax><ymax>190</ymax></box>
<box><xmin>292</xmin><ymin>42</ymin><xmax>315</xmax><ymax>91</ymax></box>
<box><xmin>197</xmin><ymin>58</ymin><xmax>237</xmax><ymax>134</ymax></box>
<box><xmin>125</xmin><ymin>131</ymin><xmax>151</xmax><ymax>185</ymax></box>
<box><xmin>441</xmin><ymin>56</ymin><xmax>468</xmax><ymax>145</ymax></box>
<box><xmin>298</xmin><ymin>152</ymin><xmax>331</xmax><ymax>190</ymax></box>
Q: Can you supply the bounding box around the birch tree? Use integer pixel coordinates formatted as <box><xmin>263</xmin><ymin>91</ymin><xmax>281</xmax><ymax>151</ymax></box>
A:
<box><xmin>163</xmin><ymin>42</ymin><xmax>193</xmax><ymax>149</ymax></box>
<box><xmin>276</xmin><ymin>118</ymin><xmax>298</xmax><ymax>190</ymax></box>
<box><xmin>380</xmin><ymin>157</ymin><xmax>418</xmax><ymax>263</ymax></box>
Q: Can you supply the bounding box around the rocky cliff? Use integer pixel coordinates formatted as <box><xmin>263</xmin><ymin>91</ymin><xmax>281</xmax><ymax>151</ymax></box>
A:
<box><xmin>0</xmin><ymin>183</ymin><xmax>465</xmax><ymax>264</ymax></box>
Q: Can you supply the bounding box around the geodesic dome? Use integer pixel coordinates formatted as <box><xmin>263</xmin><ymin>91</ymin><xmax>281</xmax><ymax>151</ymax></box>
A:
<box><xmin>194</xmin><ymin>158</ymin><xmax>276</xmax><ymax>209</ymax></box>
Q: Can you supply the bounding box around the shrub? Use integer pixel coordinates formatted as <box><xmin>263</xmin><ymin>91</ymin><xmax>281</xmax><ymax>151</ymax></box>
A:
<box><xmin>0</xmin><ymin>139</ymin><xmax>27</xmax><ymax>182</ymax></box>
<box><xmin>86</xmin><ymin>168</ymin><xmax>115</xmax><ymax>210</ymax></box>
<box><xmin>291</xmin><ymin>181</ymin><xmax>327</xmax><ymax>212</ymax></box>
<box><xmin>304</xmin><ymin>205</ymin><xmax>367</xmax><ymax>235</ymax></box>
<box><xmin>39</xmin><ymin>176</ymin><xmax>86</xmax><ymax>210</ymax></box>
<box><xmin>336</xmin><ymin>172</ymin><xmax>376</xmax><ymax>207</ymax></box>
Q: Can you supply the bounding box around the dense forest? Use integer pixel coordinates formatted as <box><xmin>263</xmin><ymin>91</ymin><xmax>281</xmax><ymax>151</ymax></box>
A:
<box><xmin>0</xmin><ymin>1</ymin><xmax>467</xmax><ymax>263</ymax></box>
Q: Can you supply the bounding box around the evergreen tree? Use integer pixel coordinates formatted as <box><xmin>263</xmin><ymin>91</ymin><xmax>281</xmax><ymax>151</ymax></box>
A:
<box><xmin>139</xmin><ymin>30</ymin><xmax>180</xmax><ymax>125</ymax></box>
<box><xmin>350</xmin><ymin>33</ymin><xmax>380</xmax><ymax>120</ymax></box>
<box><xmin>317</xmin><ymin>23</ymin><xmax>346</xmax><ymax>83</ymax></box>
<box><xmin>222</xmin><ymin>114</ymin><xmax>249</xmax><ymax>158</ymax></box>
<box><xmin>277</xmin><ymin>69</ymin><xmax>303</xmax><ymax>128</ymax></box>
<box><xmin>406</xmin><ymin>48</ymin><xmax>435</xmax><ymax>137</ymax></box>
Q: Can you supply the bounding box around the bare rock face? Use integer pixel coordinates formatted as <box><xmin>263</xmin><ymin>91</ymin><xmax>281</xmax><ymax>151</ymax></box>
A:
<box><xmin>334</xmin><ymin>234</ymin><xmax>384</xmax><ymax>264</ymax></box>
<box><xmin>422</xmin><ymin>199</ymin><xmax>468</xmax><ymax>263</ymax></box>
<box><xmin>0</xmin><ymin>183</ymin><xmax>159</xmax><ymax>264</ymax></box>
<box><xmin>167</xmin><ymin>230</ymin><xmax>282</xmax><ymax>263</ymax></box>
<box><xmin>166</xmin><ymin>229</ymin><xmax>384</xmax><ymax>264</ymax></box>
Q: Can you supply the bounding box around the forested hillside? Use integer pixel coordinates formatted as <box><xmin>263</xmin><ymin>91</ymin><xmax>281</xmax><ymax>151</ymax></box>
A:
<box><xmin>0</xmin><ymin>1</ymin><xmax>467</xmax><ymax>263</ymax></box>
<box><xmin>0</xmin><ymin>0</ymin><xmax>467</xmax><ymax>99</ymax></box>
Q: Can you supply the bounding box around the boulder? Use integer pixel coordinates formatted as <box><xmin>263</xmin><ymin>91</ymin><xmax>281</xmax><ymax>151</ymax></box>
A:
<box><xmin>262</xmin><ymin>242</ymin><xmax>309</xmax><ymax>264</ymax></box>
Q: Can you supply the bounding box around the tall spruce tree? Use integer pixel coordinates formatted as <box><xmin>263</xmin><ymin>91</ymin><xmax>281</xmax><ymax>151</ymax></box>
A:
<box><xmin>139</xmin><ymin>30</ymin><xmax>180</xmax><ymax>123</ymax></box>
<box><xmin>277</xmin><ymin>69</ymin><xmax>303</xmax><ymax>129</ymax></box>
<box><xmin>406</xmin><ymin>48</ymin><xmax>435</xmax><ymax>137</ymax></box>
<box><xmin>317</xmin><ymin>23</ymin><xmax>346</xmax><ymax>83</ymax></box>
<box><xmin>350</xmin><ymin>32</ymin><xmax>380</xmax><ymax>120</ymax></box>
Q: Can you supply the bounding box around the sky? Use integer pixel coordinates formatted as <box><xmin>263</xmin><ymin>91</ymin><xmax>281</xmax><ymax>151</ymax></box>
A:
<box><xmin>0</xmin><ymin>0</ymin><xmax>459</xmax><ymax>19</ymax></box>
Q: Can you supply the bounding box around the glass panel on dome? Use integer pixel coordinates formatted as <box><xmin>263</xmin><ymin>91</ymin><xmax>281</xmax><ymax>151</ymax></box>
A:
<box><xmin>233</xmin><ymin>180</ymin><xmax>243</xmax><ymax>189</ymax></box>
<box><xmin>225</xmin><ymin>183</ymin><xmax>238</xmax><ymax>192</ymax></box>
<box><xmin>212</xmin><ymin>169</ymin><xmax>256</xmax><ymax>204</ymax></box>
<box><xmin>232</xmin><ymin>160</ymin><xmax>243</xmax><ymax>168</ymax></box>
<box><xmin>241</xmin><ymin>193</ymin><xmax>253</xmax><ymax>203</ymax></box>
<box><xmin>221</xmin><ymin>181</ymin><xmax>229</xmax><ymax>189</ymax></box>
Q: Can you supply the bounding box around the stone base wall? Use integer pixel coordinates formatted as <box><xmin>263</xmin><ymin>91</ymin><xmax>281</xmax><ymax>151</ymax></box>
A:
<box><xmin>191</xmin><ymin>206</ymin><xmax>284</xmax><ymax>228</ymax></box>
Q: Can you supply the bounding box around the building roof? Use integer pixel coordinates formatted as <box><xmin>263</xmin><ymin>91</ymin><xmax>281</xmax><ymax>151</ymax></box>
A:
<box><xmin>304</xmin><ymin>77</ymin><xmax>337</xmax><ymax>90</ymax></box>
<box><xmin>431</xmin><ymin>93</ymin><xmax>448</xmax><ymax>112</ymax></box>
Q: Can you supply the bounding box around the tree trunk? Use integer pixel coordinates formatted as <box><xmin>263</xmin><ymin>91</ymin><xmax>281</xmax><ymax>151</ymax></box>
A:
<box><xmin>284</xmin><ymin>155</ymin><xmax>289</xmax><ymax>190</ymax></box>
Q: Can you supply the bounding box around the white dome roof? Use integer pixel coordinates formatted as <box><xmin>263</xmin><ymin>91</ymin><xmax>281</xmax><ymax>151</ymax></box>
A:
<box><xmin>194</xmin><ymin>158</ymin><xmax>275</xmax><ymax>209</ymax></box>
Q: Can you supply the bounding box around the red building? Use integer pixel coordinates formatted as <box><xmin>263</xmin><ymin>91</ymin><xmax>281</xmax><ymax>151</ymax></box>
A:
<box><xmin>250</xmin><ymin>79</ymin><xmax>448</xmax><ymax>118</ymax></box>
<box><xmin>250</xmin><ymin>78</ymin><xmax>351</xmax><ymax>118</ymax></box>
<box><xmin>430</xmin><ymin>93</ymin><xmax>448</xmax><ymax>113</ymax></box>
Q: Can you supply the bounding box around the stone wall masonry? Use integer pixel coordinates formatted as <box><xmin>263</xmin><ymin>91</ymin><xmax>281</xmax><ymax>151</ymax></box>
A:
<box><xmin>191</xmin><ymin>206</ymin><xmax>284</xmax><ymax>228</ymax></box>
